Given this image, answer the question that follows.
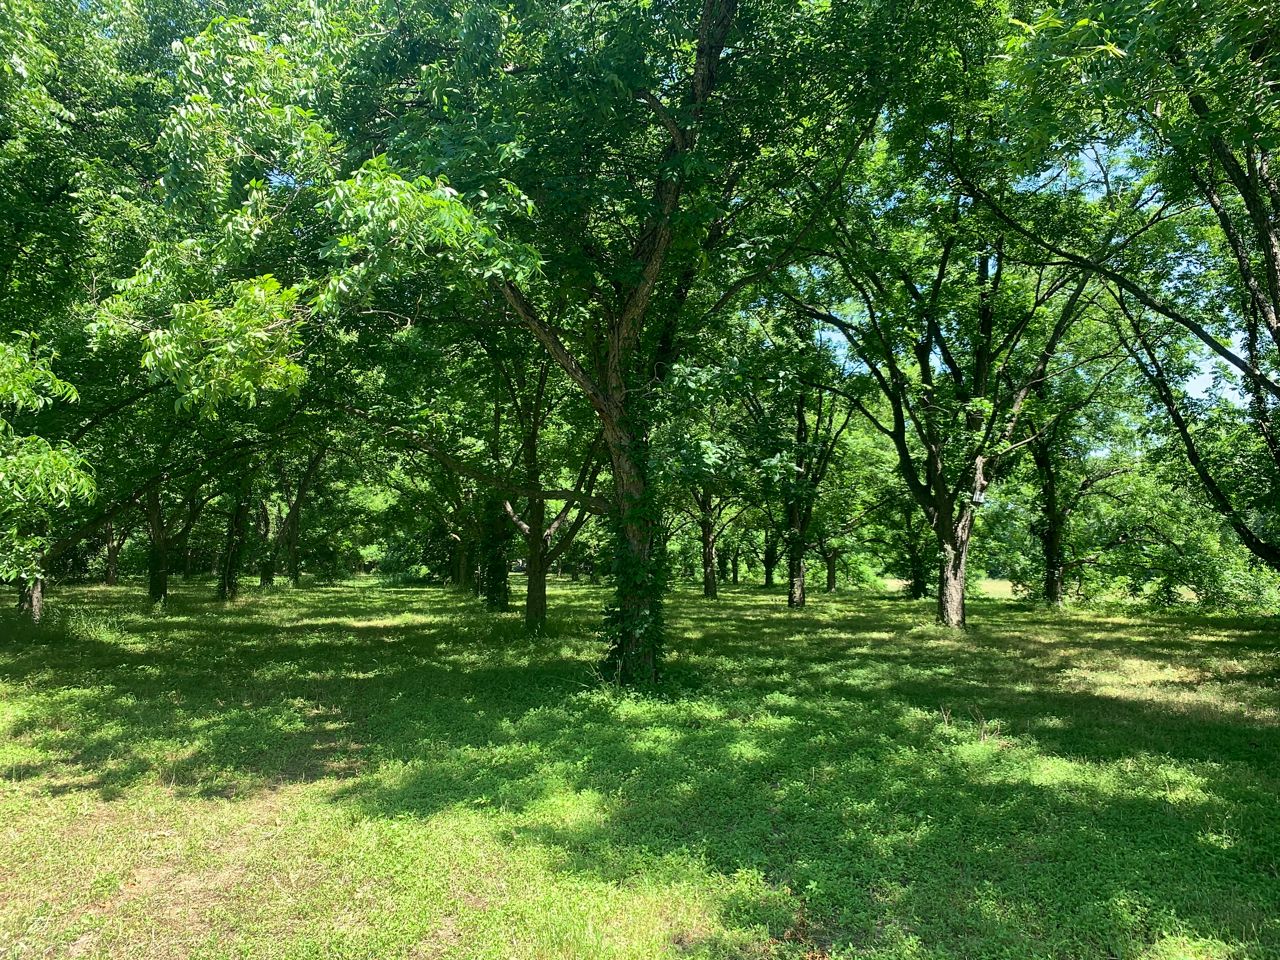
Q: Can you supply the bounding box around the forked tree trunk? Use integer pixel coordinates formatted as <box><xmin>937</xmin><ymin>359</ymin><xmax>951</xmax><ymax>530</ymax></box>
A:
<box><xmin>825</xmin><ymin>552</ymin><xmax>838</xmax><ymax>593</ymax></box>
<box><xmin>282</xmin><ymin>446</ymin><xmax>325</xmax><ymax>587</ymax></box>
<box><xmin>699</xmin><ymin>517</ymin><xmax>717</xmax><ymax>599</ymax></box>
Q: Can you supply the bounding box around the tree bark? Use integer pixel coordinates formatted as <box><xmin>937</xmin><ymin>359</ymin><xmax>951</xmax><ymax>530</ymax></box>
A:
<box><xmin>449</xmin><ymin>534</ymin><xmax>474</xmax><ymax>592</ymax></box>
<box><xmin>603</xmin><ymin>439</ymin><xmax>663</xmax><ymax>684</ymax></box>
<box><xmin>280</xmin><ymin>446</ymin><xmax>325</xmax><ymax>587</ymax></box>
<box><xmin>102</xmin><ymin>519</ymin><xmax>126</xmax><ymax>586</ymax></box>
<box><xmin>731</xmin><ymin>546</ymin><xmax>740</xmax><ymax>585</ymax></box>
<box><xmin>1041</xmin><ymin>526</ymin><xmax>1065</xmax><ymax>606</ymax></box>
<box><xmin>217</xmin><ymin>492</ymin><xmax>250</xmax><ymax>602</ymax></box>
<box><xmin>763</xmin><ymin>533</ymin><xmax>778</xmax><ymax>588</ymax></box>
<box><xmin>17</xmin><ymin>577</ymin><xmax>44</xmax><ymax>622</ymax></box>
<box><xmin>699</xmin><ymin>517</ymin><xmax>717</xmax><ymax>599</ymax></box>
<box><xmin>257</xmin><ymin>500</ymin><xmax>277</xmax><ymax>588</ymax></box>
<box><xmin>936</xmin><ymin>532</ymin><xmax>969</xmax><ymax>627</ymax></box>
<box><xmin>259</xmin><ymin>554</ymin><xmax>276</xmax><ymax>588</ymax></box>
<box><xmin>787</xmin><ymin>537</ymin><xmax>806</xmax><ymax>608</ymax></box>
<box><xmin>525</xmin><ymin>545</ymin><xmax>549</xmax><ymax>633</ymax></box>
<box><xmin>145</xmin><ymin>489</ymin><xmax>168</xmax><ymax>605</ymax></box>
<box><xmin>1030</xmin><ymin>435</ymin><xmax>1069</xmax><ymax>606</ymax></box>
<box><xmin>171</xmin><ymin>494</ymin><xmax>204</xmax><ymax>580</ymax></box>
<box><xmin>825</xmin><ymin>552</ymin><xmax>837</xmax><ymax>593</ymax></box>
<box><xmin>479</xmin><ymin>497</ymin><xmax>511</xmax><ymax>611</ymax></box>
<box><xmin>907</xmin><ymin>544</ymin><xmax>929</xmax><ymax>599</ymax></box>
<box><xmin>785</xmin><ymin>498</ymin><xmax>807</xmax><ymax>608</ymax></box>
<box><xmin>285</xmin><ymin>521</ymin><xmax>301</xmax><ymax>586</ymax></box>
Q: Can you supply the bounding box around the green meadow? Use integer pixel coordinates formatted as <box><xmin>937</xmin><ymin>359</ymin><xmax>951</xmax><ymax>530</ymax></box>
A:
<box><xmin>2</xmin><ymin>581</ymin><xmax>1277</xmax><ymax>959</ymax></box>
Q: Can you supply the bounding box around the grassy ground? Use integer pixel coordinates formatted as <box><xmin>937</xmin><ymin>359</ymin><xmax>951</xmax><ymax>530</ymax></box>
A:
<box><xmin>1</xmin><ymin>579</ymin><xmax>1277</xmax><ymax>960</ymax></box>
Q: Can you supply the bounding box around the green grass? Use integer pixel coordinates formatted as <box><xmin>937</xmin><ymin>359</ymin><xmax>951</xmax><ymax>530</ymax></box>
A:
<box><xmin>1</xmin><ymin>579</ymin><xmax>1277</xmax><ymax>960</ymax></box>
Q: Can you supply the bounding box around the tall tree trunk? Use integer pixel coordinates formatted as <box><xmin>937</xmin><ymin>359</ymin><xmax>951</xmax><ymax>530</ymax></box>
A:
<box><xmin>145</xmin><ymin>489</ymin><xmax>169</xmax><ymax>605</ymax></box>
<box><xmin>936</xmin><ymin>527</ymin><xmax>971</xmax><ymax>627</ymax></box>
<box><xmin>525</xmin><ymin>549</ymin><xmax>549</xmax><ymax>633</ymax></box>
<box><xmin>763</xmin><ymin>533</ymin><xmax>778</xmax><ymax>588</ymax></box>
<box><xmin>1032</xmin><ymin>441</ymin><xmax>1066</xmax><ymax>606</ymax></box>
<box><xmin>785</xmin><ymin>499</ymin><xmax>807</xmax><ymax>608</ymax></box>
<box><xmin>451</xmin><ymin>537</ymin><xmax>474</xmax><ymax>593</ymax></box>
<box><xmin>731</xmin><ymin>547</ymin><xmax>740</xmax><ymax>585</ymax></box>
<box><xmin>699</xmin><ymin>517</ymin><xmax>717</xmax><ymax>599</ymax></box>
<box><xmin>907</xmin><ymin>544</ymin><xmax>929</xmax><ymax>600</ymax></box>
<box><xmin>517</xmin><ymin>483</ymin><xmax>550</xmax><ymax>632</ymax></box>
<box><xmin>1039</xmin><ymin>517</ymin><xmax>1066</xmax><ymax>606</ymax></box>
<box><xmin>825</xmin><ymin>552</ymin><xmax>838</xmax><ymax>593</ymax></box>
<box><xmin>285</xmin><ymin>520</ymin><xmax>301</xmax><ymax>586</ymax></box>
<box><xmin>103</xmin><ymin>520</ymin><xmax>122</xmax><ymax>586</ymax></box>
<box><xmin>257</xmin><ymin>501</ymin><xmax>277</xmax><ymax>588</ymax></box>
<box><xmin>218</xmin><ymin>492</ymin><xmax>250</xmax><ymax>602</ymax></box>
<box><xmin>479</xmin><ymin>497</ymin><xmax>511</xmax><ymax>611</ymax></box>
<box><xmin>1044</xmin><ymin>529</ymin><xmax>1064</xmax><ymax>604</ymax></box>
<box><xmin>17</xmin><ymin>577</ymin><xmax>44</xmax><ymax>622</ymax></box>
<box><xmin>259</xmin><ymin>553</ymin><xmax>276</xmax><ymax>588</ymax></box>
<box><xmin>497</xmin><ymin>0</ymin><xmax>735</xmax><ymax>685</ymax></box>
<box><xmin>526</xmin><ymin>549</ymin><xmax>549</xmax><ymax>628</ymax></box>
<box><xmin>787</xmin><ymin>542</ymin><xmax>806</xmax><ymax>607</ymax></box>
<box><xmin>173</xmin><ymin>494</ymin><xmax>204</xmax><ymax>580</ymax></box>
<box><xmin>280</xmin><ymin>446</ymin><xmax>325</xmax><ymax>587</ymax></box>
<box><xmin>603</xmin><ymin>438</ymin><xmax>662</xmax><ymax>684</ymax></box>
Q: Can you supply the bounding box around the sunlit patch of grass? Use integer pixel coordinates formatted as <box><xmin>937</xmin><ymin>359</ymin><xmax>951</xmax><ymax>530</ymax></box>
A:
<box><xmin>1</xmin><ymin>578</ymin><xmax>1278</xmax><ymax>958</ymax></box>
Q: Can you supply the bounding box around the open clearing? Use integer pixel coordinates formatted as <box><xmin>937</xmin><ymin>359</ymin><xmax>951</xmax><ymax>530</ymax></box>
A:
<box><xmin>2</xmin><ymin>581</ymin><xmax>1278</xmax><ymax>959</ymax></box>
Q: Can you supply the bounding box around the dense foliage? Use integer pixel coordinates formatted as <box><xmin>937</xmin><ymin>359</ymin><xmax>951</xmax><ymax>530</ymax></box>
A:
<box><xmin>4</xmin><ymin>0</ymin><xmax>1279</xmax><ymax>674</ymax></box>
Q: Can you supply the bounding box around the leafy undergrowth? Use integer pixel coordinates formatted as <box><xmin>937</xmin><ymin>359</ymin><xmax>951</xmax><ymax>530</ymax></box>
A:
<box><xmin>1</xmin><ymin>580</ymin><xmax>1277</xmax><ymax>959</ymax></box>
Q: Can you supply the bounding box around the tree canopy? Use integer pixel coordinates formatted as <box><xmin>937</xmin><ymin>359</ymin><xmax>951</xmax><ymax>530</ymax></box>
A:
<box><xmin>5</xmin><ymin>0</ymin><xmax>1279</xmax><ymax>675</ymax></box>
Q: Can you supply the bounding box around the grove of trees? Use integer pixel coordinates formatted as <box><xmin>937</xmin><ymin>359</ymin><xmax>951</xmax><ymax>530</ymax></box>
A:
<box><xmin>4</xmin><ymin>0</ymin><xmax>1278</xmax><ymax>681</ymax></box>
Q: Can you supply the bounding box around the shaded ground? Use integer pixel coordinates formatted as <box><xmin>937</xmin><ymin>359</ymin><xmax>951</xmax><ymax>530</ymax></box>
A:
<box><xmin>1</xmin><ymin>579</ymin><xmax>1277</xmax><ymax>959</ymax></box>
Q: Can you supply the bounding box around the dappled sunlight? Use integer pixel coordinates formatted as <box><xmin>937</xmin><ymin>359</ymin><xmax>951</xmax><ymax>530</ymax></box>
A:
<box><xmin>2</xmin><ymin>580</ymin><xmax>1277</xmax><ymax>958</ymax></box>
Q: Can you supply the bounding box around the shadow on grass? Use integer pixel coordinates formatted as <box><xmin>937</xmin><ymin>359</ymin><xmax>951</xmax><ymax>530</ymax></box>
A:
<box><xmin>1</xmin><ymin>579</ymin><xmax>1277</xmax><ymax>957</ymax></box>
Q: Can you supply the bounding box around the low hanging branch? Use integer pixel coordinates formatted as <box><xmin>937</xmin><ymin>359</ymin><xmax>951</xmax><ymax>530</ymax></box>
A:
<box><xmin>1114</xmin><ymin>296</ymin><xmax>1280</xmax><ymax>571</ymax></box>
<box><xmin>954</xmin><ymin>170</ymin><xmax>1280</xmax><ymax>402</ymax></box>
<box><xmin>345</xmin><ymin>406</ymin><xmax>611</xmax><ymax>514</ymax></box>
<box><xmin>504</xmin><ymin>435</ymin><xmax>606</xmax><ymax>556</ymax></box>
